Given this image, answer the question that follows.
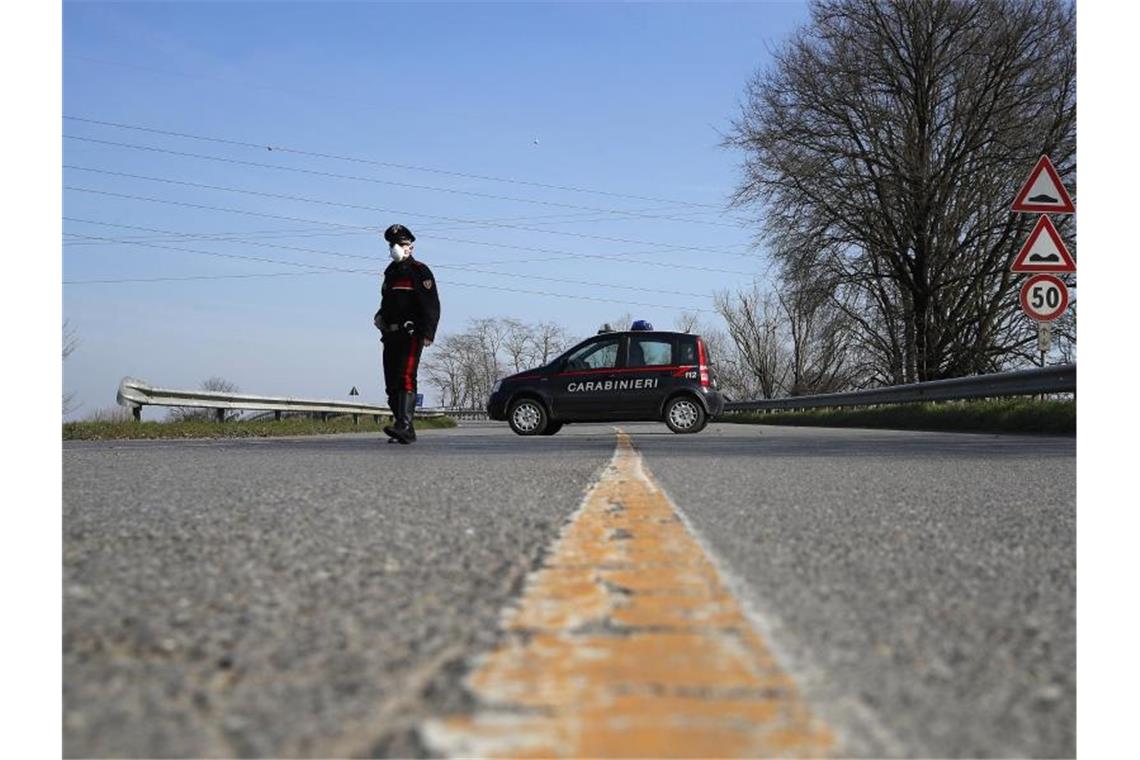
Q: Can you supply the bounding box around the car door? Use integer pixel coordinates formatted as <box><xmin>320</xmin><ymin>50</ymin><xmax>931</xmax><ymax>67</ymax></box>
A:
<box><xmin>550</xmin><ymin>335</ymin><xmax>625</xmax><ymax>420</ymax></box>
<box><xmin>620</xmin><ymin>334</ymin><xmax>680</xmax><ymax>416</ymax></box>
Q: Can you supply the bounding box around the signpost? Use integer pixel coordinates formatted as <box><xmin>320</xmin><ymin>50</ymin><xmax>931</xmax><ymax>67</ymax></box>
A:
<box><xmin>1010</xmin><ymin>155</ymin><xmax>1074</xmax><ymax>367</ymax></box>
<box><xmin>1037</xmin><ymin>322</ymin><xmax>1053</xmax><ymax>354</ymax></box>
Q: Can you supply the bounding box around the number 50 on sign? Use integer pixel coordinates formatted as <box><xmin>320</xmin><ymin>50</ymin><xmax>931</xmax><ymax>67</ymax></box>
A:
<box><xmin>1019</xmin><ymin>274</ymin><xmax>1069</xmax><ymax>322</ymax></box>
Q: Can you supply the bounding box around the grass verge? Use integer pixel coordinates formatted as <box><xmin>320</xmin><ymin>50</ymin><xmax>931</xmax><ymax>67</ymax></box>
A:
<box><xmin>719</xmin><ymin>398</ymin><xmax>1074</xmax><ymax>435</ymax></box>
<box><xmin>63</xmin><ymin>415</ymin><xmax>458</xmax><ymax>441</ymax></box>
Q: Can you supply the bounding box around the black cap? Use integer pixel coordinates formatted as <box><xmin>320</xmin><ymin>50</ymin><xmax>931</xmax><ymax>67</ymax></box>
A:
<box><xmin>384</xmin><ymin>224</ymin><xmax>415</xmax><ymax>244</ymax></box>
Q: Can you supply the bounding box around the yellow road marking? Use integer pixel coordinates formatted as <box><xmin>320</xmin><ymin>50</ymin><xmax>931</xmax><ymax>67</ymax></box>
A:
<box><xmin>422</xmin><ymin>430</ymin><xmax>834</xmax><ymax>758</ymax></box>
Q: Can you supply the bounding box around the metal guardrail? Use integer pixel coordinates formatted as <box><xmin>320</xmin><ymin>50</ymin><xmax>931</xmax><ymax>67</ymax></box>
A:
<box><xmin>118</xmin><ymin>363</ymin><xmax>1071</xmax><ymax>424</ymax></box>
<box><xmin>116</xmin><ymin>377</ymin><xmax>445</xmax><ymax>422</ymax></box>
<box><xmin>722</xmin><ymin>364</ymin><xmax>1075</xmax><ymax>413</ymax></box>
<box><xmin>439</xmin><ymin>407</ymin><xmax>490</xmax><ymax>420</ymax></box>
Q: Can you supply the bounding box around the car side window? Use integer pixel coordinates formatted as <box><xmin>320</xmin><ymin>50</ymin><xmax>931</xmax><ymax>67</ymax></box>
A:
<box><xmin>564</xmin><ymin>338</ymin><xmax>619</xmax><ymax>370</ymax></box>
<box><xmin>629</xmin><ymin>338</ymin><xmax>673</xmax><ymax>367</ymax></box>
<box><xmin>678</xmin><ymin>338</ymin><xmax>698</xmax><ymax>365</ymax></box>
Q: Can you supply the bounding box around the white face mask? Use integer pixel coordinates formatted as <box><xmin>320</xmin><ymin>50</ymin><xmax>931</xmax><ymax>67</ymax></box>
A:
<box><xmin>389</xmin><ymin>244</ymin><xmax>409</xmax><ymax>262</ymax></box>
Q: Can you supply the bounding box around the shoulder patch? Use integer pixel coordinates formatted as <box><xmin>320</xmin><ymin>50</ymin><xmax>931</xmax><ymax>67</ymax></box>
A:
<box><xmin>423</xmin><ymin>278</ymin><xmax>433</xmax><ymax>289</ymax></box>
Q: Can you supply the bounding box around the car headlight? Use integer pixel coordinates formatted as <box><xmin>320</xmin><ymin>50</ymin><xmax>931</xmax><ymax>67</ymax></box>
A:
<box><xmin>491</xmin><ymin>379</ymin><xmax>502</xmax><ymax>393</ymax></box>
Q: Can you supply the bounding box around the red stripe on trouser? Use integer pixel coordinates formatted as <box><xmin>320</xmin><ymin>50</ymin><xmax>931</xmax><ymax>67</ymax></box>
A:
<box><xmin>403</xmin><ymin>336</ymin><xmax>419</xmax><ymax>391</ymax></box>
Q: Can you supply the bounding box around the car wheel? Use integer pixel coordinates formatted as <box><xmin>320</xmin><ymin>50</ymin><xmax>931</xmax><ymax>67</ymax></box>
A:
<box><xmin>664</xmin><ymin>396</ymin><xmax>707</xmax><ymax>434</ymax></box>
<box><xmin>508</xmin><ymin>398</ymin><xmax>548</xmax><ymax>436</ymax></box>
<box><xmin>540</xmin><ymin>421</ymin><xmax>563</xmax><ymax>436</ymax></box>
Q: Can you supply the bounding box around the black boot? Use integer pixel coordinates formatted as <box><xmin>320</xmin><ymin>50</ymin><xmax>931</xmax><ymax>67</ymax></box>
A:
<box><xmin>401</xmin><ymin>392</ymin><xmax>417</xmax><ymax>443</ymax></box>
<box><xmin>383</xmin><ymin>393</ymin><xmax>401</xmax><ymax>442</ymax></box>
<box><xmin>391</xmin><ymin>392</ymin><xmax>416</xmax><ymax>444</ymax></box>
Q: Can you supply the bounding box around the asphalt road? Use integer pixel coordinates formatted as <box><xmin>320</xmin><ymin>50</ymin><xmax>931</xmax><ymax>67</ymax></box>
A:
<box><xmin>63</xmin><ymin>421</ymin><xmax>1074</xmax><ymax>758</ymax></box>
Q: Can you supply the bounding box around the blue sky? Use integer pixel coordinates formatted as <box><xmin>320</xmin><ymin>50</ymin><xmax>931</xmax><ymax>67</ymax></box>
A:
<box><xmin>63</xmin><ymin>1</ymin><xmax>811</xmax><ymax>415</ymax></box>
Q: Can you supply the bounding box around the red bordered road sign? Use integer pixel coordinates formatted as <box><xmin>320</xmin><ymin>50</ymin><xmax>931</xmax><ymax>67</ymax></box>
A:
<box><xmin>1011</xmin><ymin>215</ymin><xmax>1076</xmax><ymax>273</ymax></box>
<box><xmin>1019</xmin><ymin>274</ymin><xmax>1069</xmax><ymax>321</ymax></box>
<box><xmin>1011</xmin><ymin>155</ymin><xmax>1075</xmax><ymax>214</ymax></box>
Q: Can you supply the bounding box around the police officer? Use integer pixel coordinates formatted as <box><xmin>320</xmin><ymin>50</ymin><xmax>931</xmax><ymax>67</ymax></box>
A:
<box><xmin>373</xmin><ymin>224</ymin><xmax>440</xmax><ymax>444</ymax></box>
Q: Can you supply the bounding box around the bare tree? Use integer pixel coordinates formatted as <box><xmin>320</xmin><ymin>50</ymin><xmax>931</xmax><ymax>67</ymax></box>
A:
<box><xmin>777</xmin><ymin>275</ymin><xmax>862</xmax><ymax>395</ymax></box>
<box><xmin>673</xmin><ymin>312</ymin><xmax>756</xmax><ymax>401</ymax></box>
<box><xmin>673</xmin><ymin>312</ymin><xmax>701</xmax><ymax>335</ymax></box>
<box><xmin>63</xmin><ymin>319</ymin><xmax>81</xmax><ymax>416</ymax></box>
<box><xmin>532</xmin><ymin>321</ymin><xmax>573</xmax><ymax>365</ymax></box>
<box><xmin>502</xmin><ymin>318</ymin><xmax>533</xmax><ymax>373</ymax></box>
<box><xmin>63</xmin><ymin>319</ymin><xmax>80</xmax><ymax>360</ymax></box>
<box><xmin>714</xmin><ymin>286</ymin><xmax>788</xmax><ymax>399</ymax></box>
<box><xmin>421</xmin><ymin>334</ymin><xmax>467</xmax><ymax>407</ymax></box>
<box><xmin>166</xmin><ymin>376</ymin><xmax>243</xmax><ymax>421</ymax></box>
<box><xmin>726</xmin><ymin>0</ymin><xmax>1076</xmax><ymax>382</ymax></box>
<box><xmin>603</xmin><ymin>312</ymin><xmax>634</xmax><ymax>333</ymax></box>
<box><xmin>1053</xmin><ymin>300</ymin><xmax>1076</xmax><ymax>365</ymax></box>
<box><xmin>422</xmin><ymin>317</ymin><xmax>582</xmax><ymax>408</ymax></box>
<box><xmin>469</xmin><ymin>319</ymin><xmax>509</xmax><ymax>403</ymax></box>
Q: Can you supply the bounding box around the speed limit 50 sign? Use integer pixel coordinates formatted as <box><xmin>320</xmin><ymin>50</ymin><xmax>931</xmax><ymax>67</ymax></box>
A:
<box><xmin>1019</xmin><ymin>274</ymin><xmax>1069</xmax><ymax>321</ymax></box>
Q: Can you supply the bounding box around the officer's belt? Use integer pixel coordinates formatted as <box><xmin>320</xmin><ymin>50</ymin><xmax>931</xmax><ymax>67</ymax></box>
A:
<box><xmin>382</xmin><ymin>323</ymin><xmax>411</xmax><ymax>333</ymax></box>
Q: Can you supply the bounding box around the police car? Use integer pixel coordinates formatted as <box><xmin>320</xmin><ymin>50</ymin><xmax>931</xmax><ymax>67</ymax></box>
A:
<box><xmin>487</xmin><ymin>321</ymin><xmax>724</xmax><ymax>435</ymax></box>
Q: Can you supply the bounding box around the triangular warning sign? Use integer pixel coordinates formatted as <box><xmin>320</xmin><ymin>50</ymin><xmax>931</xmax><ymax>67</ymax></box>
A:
<box><xmin>349</xmin><ymin>386</ymin><xmax>359</xmax><ymax>396</ymax></box>
<box><xmin>1011</xmin><ymin>155</ymin><xmax>1075</xmax><ymax>214</ymax></box>
<box><xmin>1011</xmin><ymin>215</ymin><xmax>1076</xmax><ymax>273</ymax></box>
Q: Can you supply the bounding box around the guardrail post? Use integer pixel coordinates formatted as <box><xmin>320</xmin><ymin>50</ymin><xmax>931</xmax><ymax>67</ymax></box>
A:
<box><xmin>353</xmin><ymin>413</ymin><xmax>359</xmax><ymax>425</ymax></box>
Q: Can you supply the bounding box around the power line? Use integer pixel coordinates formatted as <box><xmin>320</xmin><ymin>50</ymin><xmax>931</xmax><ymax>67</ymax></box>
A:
<box><xmin>64</xmin><ymin>134</ymin><xmax>748</xmax><ymax>230</ymax></box>
<box><xmin>65</xmin><ymin>114</ymin><xmax>731</xmax><ymax>211</ymax></box>
<box><xmin>63</xmin><ymin>238</ymin><xmax>714</xmax><ymax>313</ymax></box>
<box><xmin>66</xmin><ymin>126</ymin><xmax>738</xmax><ymax>233</ymax></box>
<box><xmin>67</xmin><ymin>232</ymin><xmax>349</xmax><ymax>272</ymax></box>
<box><xmin>61</xmin><ymin>208</ymin><xmax>721</xmax><ymax>244</ymax></box>
<box><xmin>64</xmin><ymin>164</ymin><xmax>759</xmax><ymax>257</ymax></box>
<box><xmin>65</xmin><ymin>225</ymin><xmax>715</xmax><ymax>299</ymax></box>
<box><xmin>64</xmin><ymin>271</ymin><xmax>326</xmax><ymax>285</ymax></box>
<box><xmin>424</xmin><ymin>204</ymin><xmax>728</xmax><ymax>231</ymax></box>
<box><xmin>62</xmin><ymin>202</ymin><xmax>759</xmax><ymax>276</ymax></box>
<box><xmin>63</xmin><ymin>226</ymin><xmax>366</xmax><ymax>246</ymax></box>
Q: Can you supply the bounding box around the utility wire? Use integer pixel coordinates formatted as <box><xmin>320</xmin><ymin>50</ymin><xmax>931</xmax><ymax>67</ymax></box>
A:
<box><xmin>64</xmin><ymin>270</ymin><xmax>716</xmax><ymax>313</ymax></box>
<box><xmin>65</xmin><ymin>134</ymin><xmax>749</xmax><ymax>230</ymax></box>
<box><xmin>65</xmin><ymin>115</ymin><xmax>730</xmax><ymax>211</ymax></box>
<box><xmin>423</xmin><ymin>204</ymin><xmax>727</xmax><ymax>231</ymax></box>
<box><xmin>64</xmin><ymin>164</ymin><xmax>759</xmax><ymax>258</ymax></box>
<box><xmin>67</xmin><ymin>232</ymin><xmax>347</xmax><ymax>272</ymax></box>
<box><xmin>63</xmin><ymin>226</ymin><xmax>365</xmax><ymax>246</ymax></box>
<box><xmin>64</xmin><ymin>271</ymin><xmax>326</xmax><ymax>285</ymax></box>
<box><xmin>61</xmin><ymin>205</ymin><xmax>729</xmax><ymax>243</ymax></box>
<box><xmin>65</xmin><ymin>226</ymin><xmax>715</xmax><ymax>298</ymax></box>
<box><xmin>64</xmin><ymin>235</ymin><xmax>714</xmax><ymax>313</ymax></box>
<box><xmin>63</xmin><ymin>204</ymin><xmax>759</xmax><ymax>276</ymax></box>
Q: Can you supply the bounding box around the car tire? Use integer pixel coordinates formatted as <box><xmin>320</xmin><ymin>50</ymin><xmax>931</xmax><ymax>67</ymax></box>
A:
<box><xmin>540</xmin><ymin>421</ymin><xmax>563</xmax><ymax>436</ymax></box>
<box><xmin>663</xmin><ymin>396</ymin><xmax>707</xmax><ymax>434</ymax></box>
<box><xmin>508</xmin><ymin>398</ymin><xmax>548</xmax><ymax>436</ymax></box>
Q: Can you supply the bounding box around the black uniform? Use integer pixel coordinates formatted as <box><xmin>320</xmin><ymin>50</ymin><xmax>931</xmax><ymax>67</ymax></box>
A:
<box><xmin>374</xmin><ymin>256</ymin><xmax>440</xmax><ymax>442</ymax></box>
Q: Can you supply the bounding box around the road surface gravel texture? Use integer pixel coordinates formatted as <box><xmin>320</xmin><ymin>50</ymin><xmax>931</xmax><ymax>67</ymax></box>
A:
<box><xmin>63</xmin><ymin>422</ymin><xmax>1074</xmax><ymax>758</ymax></box>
